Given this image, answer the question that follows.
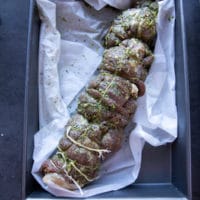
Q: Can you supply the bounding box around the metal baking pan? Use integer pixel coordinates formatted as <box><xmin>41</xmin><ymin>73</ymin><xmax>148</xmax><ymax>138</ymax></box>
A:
<box><xmin>22</xmin><ymin>0</ymin><xmax>192</xmax><ymax>199</ymax></box>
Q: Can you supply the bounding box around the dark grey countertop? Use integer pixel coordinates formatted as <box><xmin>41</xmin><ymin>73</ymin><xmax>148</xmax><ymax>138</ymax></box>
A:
<box><xmin>0</xmin><ymin>0</ymin><xmax>199</xmax><ymax>200</ymax></box>
<box><xmin>184</xmin><ymin>1</ymin><xmax>200</xmax><ymax>199</ymax></box>
<box><xmin>0</xmin><ymin>0</ymin><xmax>29</xmax><ymax>200</ymax></box>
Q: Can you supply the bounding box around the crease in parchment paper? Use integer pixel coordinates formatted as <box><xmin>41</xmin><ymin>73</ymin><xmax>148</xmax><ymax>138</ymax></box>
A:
<box><xmin>32</xmin><ymin>0</ymin><xmax>177</xmax><ymax>197</ymax></box>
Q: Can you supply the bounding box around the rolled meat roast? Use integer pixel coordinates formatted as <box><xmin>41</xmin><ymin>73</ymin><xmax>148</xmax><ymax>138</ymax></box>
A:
<box><xmin>41</xmin><ymin>1</ymin><xmax>158</xmax><ymax>190</ymax></box>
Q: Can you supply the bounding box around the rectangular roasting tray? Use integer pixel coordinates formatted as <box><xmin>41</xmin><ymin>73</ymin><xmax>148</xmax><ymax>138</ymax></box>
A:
<box><xmin>22</xmin><ymin>0</ymin><xmax>192</xmax><ymax>199</ymax></box>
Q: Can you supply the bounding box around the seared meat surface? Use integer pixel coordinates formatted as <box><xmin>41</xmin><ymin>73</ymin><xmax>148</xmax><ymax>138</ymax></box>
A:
<box><xmin>104</xmin><ymin>1</ymin><xmax>158</xmax><ymax>48</ymax></box>
<box><xmin>41</xmin><ymin>1</ymin><xmax>157</xmax><ymax>191</ymax></box>
<box><xmin>101</xmin><ymin>38</ymin><xmax>154</xmax><ymax>83</ymax></box>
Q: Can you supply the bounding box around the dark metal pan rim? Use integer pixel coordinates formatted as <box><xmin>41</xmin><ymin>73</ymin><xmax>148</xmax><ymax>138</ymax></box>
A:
<box><xmin>22</xmin><ymin>0</ymin><xmax>192</xmax><ymax>199</ymax></box>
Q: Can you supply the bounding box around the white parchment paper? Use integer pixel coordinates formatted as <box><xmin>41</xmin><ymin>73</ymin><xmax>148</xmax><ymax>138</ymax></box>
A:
<box><xmin>32</xmin><ymin>0</ymin><xmax>177</xmax><ymax>197</ymax></box>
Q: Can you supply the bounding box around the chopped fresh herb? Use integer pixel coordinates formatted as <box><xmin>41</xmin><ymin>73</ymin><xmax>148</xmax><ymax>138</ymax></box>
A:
<box><xmin>168</xmin><ymin>16</ymin><xmax>174</xmax><ymax>22</ymax></box>
<box><xmin>61</xmin><ymin>17</ymin><xmax>67</xmax><ymax>22</ymax></box>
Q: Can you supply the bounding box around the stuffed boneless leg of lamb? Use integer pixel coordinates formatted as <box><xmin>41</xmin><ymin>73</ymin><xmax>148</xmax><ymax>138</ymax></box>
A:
<box><xmin>41</xmin><ymin>1</ymin><xmax>158</xmax><ymax>190</ymax></box>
